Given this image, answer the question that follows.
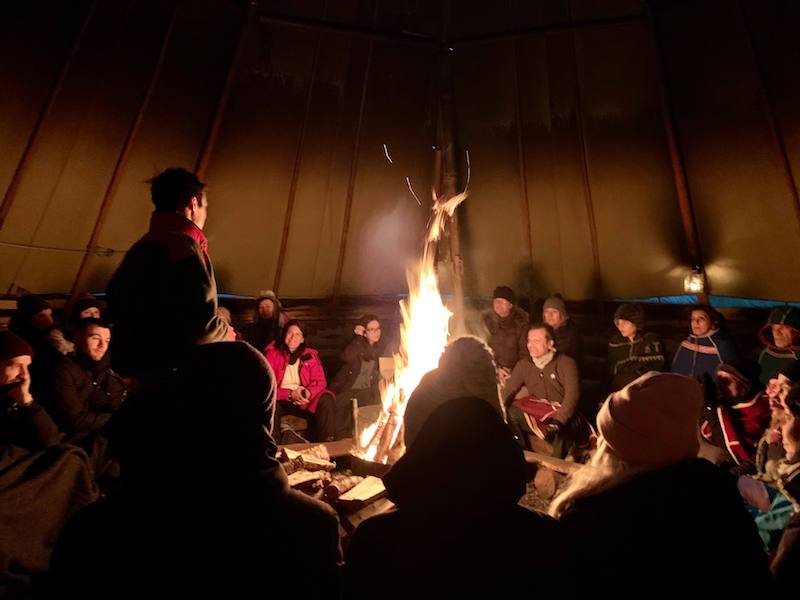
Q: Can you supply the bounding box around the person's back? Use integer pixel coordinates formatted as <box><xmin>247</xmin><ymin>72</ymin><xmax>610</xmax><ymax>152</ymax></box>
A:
<box><xmin>106</xmin><ymin>168</ymin><xmax>227</xmax><ymax>376</ymax></box>
<box><xmin>553</xmin><ymin>372</ymin><xmax>770</xmax><ymax>597</ymax></box>
<box><xmin>346</xmin><ymin>397</ymin><xmax>563</xmax><ymax>599</ymax></box>
<box><xmin>50</xmin><ymin>341</ymin><xmax>340</xmax><ymax>598</ymax></box>
<box><xmin>559</xmin><ymin>459</ymin><xmax>769</xmax><ymax>596</ymax></box>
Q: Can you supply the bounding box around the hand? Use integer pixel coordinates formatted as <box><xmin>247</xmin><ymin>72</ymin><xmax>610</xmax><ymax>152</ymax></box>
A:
<box><xmin>544</xmin><ymin>421</ymin><xmax>561</xmax><ymax>441</ymax></box>
<box><xmin>8</xmin><ymin>378</ymin><xmax>33</xmax><ymax>407</ymax></box>
<box><xmin>497</xmin><ymin>367</ymin><xmax>511</xmax><ymax>384</ymax></box>
<box><xmin>354</xmin><ymin>325</ymin><xmax>366</xmax><ymax>336</ymax></box>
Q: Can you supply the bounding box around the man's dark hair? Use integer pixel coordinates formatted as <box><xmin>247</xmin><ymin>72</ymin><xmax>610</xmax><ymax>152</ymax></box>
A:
<box><xmin>149</xmin><ymin>168</ymin><xmax>206</xmax><ymax>212</ymax></box>
<box><xmin>75</xmin><ymin>317</ymin><xmax>112</xmax><ymax>336</ymax></box>
<box><xmin>528</xmin><ymin>322</ymin><xmax>555</xmax><ymax>342</ymax></box>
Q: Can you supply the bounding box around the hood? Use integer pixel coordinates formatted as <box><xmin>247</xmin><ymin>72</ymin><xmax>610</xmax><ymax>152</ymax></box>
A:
<box><xmin>386</xmin><ymin>397</ymin><xmax>526</xmax><ymax>518</ymax></box>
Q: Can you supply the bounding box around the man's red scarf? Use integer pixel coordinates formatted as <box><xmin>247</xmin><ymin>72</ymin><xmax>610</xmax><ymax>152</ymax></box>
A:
<box><xmin>149</xmin><ymin>211</ymin><xmax>209</xmax><ymax>260</ymax></box>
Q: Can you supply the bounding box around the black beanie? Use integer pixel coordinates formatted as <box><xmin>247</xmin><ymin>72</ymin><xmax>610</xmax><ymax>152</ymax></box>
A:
<box><xmin>614</xmin><ymin>303</ymin><xmax>646</xmax><ymax>331</ymax></box>
<box><xmin>492</xmin><ymin>286</ymin><xmax>516</xmax><ymax>305</ymax></box>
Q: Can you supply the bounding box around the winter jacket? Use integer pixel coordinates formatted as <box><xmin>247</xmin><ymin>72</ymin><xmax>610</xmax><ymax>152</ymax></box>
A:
<box><xmin>607</xmin><ymin>331</ymin><xmax>666</xmax><ymax>392</ymax></box>
<box><xmin>503</xmin><ymin>352</ymin><xmax>579</xmax><ymax>426</ymax></box>
<box><xmin>481</xmin><ymin>306</ymin><xmax>529</xmax><ymax>370</ymax></box>
<box><xmin>559</xmin><ymin>459</ymin><xmax>772</xmax><ymax>597</ymax></box>
<box><xmin>329</xmin><ymin>334</ymin><xmax>384</xmax><ymax>397</ymax></box>
<box><xmin>701</xmin><ymin>393</ymin><xmax>771</xmax><ymax>469</ymax></box>
<box><xmin>553</xmin><ymin>318</ymin><xmax>584</xmax><ymax>368</ymax></box>
<box><xmin>106</xmin><ymin>211</ymin><xmax>228</xmax><ymax>376</ymax></box>
<box><xmin>1</xmin><ymin>389</ymin><xmax>61</xmax><ymax>452</ymax></box>
<box><xmin>52</xmin><ymin>352</ymin><xmax>127</xmax><ymax>442</ymax></box>
<box><xmin>671</xmin><ymin>329</ymin><xmax>738</xmax><ymax>385</ymax></box>
<box><xmin>772</xmin><ymin>459</ymin><xmax>800</xmax><ymax>593</ymax></box>
<box><xmin>758</xmin><ymin>306</ymin><xmax>800</xmax><ymax>385</ymax></box>
<box><xmin>346</xmin><ymin>397</ymin><xmax>563</xmax><ymax>599</ymax></box>
<box><xmin>264</xmin><ymin>342</ymin><xmax>328</xmax><ymax>413</ymax></box>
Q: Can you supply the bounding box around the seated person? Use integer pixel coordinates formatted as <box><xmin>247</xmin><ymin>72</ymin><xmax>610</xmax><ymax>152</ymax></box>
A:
<box><xmin>759</xmin><ymin>306</ymin><xmax>800</xmax><ymax>386</ymax></box>
<box><xmin>551</xmin><ymin>372</ymin><xmax>771</xmax><ymax>596</ymax></box>
<box><xmin>771</xmin><ymin>383</ymin><xmax>800</xmax><ymax>593</ymax></box>
<box><xmin>543</xmin><ymin>294</ymin><xmax>583</xmax><ymax>368</ymax></box>
<box><xmin>346</xmin><ymin>397</ymin><xmax>563</xmax><ymax>599</ymax></box>
<box><xmin>607</xmin><ymin>303</ymin><xmax>666</xmax><ymax>392</ymax></box>
<box><xmin>330</xmin><ymin>314</ymin><xmax>386</xmax><ymax>407</ymax></box>
<box><xmin>9</xmin><ymin>294</ymin><xmax>67</xmax><ymax>400</ymax></box>
<box><xmin>52</xmin><ymin>318</ymin><xmax>128</xmax><ymax>476</ymax></box>
<box><xmin>51</xmin><ymin>341</ymin><xmax>340</xmax><ymax>598</ymax></box>
<box><xmin>405</xmin><ymin>336</ymin><xmax>502</xmax><ymax>448</ymax></box>
<box><xmin>242</xmin><ymin>291</ymin><xmax>286</xmax><ymax>351</ymax></box>
<box><xmin>504</xmin><ymin>324</ymin><xmax>584</xmax><ymax>458</ymax></box>
<box><xmin>326</xmin><ymin>314</ymin><xmax>388</xmax><ymax>441</ymax></box>
<box><xmin>264</xmin><ymin>320</ymin><xmax>334</xmax><ymax>443</ymax></box>
<box><xmin>671</xmin><ymin>305</ymin><xmax>737</xmax><ymax>388</ymax></box>
<box><xmin>701</xmin><ymin>361</ymin><xmax>770</xmax><ymax>472</ymax></box>
<box><xmin>481</xmin><ymin>286</ymin><xmax>529</xmax><ymax>384</ymax></box>
<box><xmin>64</xmin><ymin>294</ymin><xmax>102</xmax><ymax>339</ymax></box>
<box><xmin>0</xmin><ymin>331</ymin><xmax>98</xmax><ymax>577</ymax></box>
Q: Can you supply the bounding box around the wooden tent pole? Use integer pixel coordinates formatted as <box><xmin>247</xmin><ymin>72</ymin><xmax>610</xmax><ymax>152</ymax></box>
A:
<box><xmin>737</xmin><ymin>1</ymin><xmax>800</xmax><ymax>236</ymax></box>
<box><xmin>438</xmin><ymin>0</ymin><xmax>465</xmax><ymax>333</ymax></box>
<box><xmin>272</xmin><ymin>4</ymin><xmax>326</xmax><ymax>295</ymax></box>
<box><xmin>511</xmin><ymin>38</ymin><xmax>533</xmax><ymax>265</ymax></box>
<box><xmin>569</xmin><ymin>7</ymin><xmax>602</xmax><ymax>296</ymax></box>
<box><xmin>332</xmin><ymin>3</ymin><xmax>379</xmax><ymax>300</ymax></box>
<box><xmin>0</xmin><ymin>0</ymin><xmax>99</xmax><ymax>232</ymax></box>
<box><xmin>647</xmin><ymin>6</ymin><xmax>708</xmax><ymax>302</ymax></box>
<box><xmin>67</xmin><ymin>3</ymin><xmax>179</xmax><ymax>303</ymax></box>
<box><xmin>194</xmin><ymin>0</ymin><xmax>256</xmax><ymax>179</ymax></box>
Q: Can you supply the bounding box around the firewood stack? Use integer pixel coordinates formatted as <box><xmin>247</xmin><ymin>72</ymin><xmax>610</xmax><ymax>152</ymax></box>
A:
<box><xmin>277</xmin><ymin>443</ymin><xmax>396</xmax><ymax>536</ymax></box>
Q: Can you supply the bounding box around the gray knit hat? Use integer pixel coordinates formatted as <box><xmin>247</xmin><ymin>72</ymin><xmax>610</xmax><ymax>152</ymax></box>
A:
<box><xmin>543</xmin><ymin>294</ymin><xmax>567</xmax><ymax>316</ymax></box>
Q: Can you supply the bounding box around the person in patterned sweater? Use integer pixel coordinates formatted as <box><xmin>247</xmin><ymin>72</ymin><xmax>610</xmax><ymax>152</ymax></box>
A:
<box><xmin>607</xmin><ymin>303</ymin><xmax>666</xmax><ymax>393</ymax></box>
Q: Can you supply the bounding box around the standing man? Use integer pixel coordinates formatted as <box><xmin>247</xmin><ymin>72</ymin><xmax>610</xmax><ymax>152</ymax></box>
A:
<box><xmin>106</xmin><ymin>168</ymin><xmax>228</xmax><ymax>376</ymax></box>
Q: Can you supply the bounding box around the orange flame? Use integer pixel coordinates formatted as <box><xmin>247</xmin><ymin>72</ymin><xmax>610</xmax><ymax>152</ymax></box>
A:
<box><xmin>356</xmin><ymin>190</ymin><xmax>468</xmax><ymax>464</ymax></box>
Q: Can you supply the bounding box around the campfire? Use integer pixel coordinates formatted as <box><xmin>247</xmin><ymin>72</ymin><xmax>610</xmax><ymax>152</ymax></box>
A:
<box><xmin>354</xmin><ymin>190</ymin><xmax>468</xmax><ymax>464</ymax></box>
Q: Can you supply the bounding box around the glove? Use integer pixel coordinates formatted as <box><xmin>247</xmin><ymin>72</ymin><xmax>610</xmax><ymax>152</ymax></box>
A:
<box><xmin>544</xmin><ymin>421</ymin><xmax>561</xmax><ymax>441</ymax></box>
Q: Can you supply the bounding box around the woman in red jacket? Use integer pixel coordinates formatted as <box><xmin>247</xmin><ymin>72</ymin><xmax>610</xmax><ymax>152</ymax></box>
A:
<box><xmin>264</xmin><ymin>320</ymin><xmax>334</xmax><ymax>443</ymax></box>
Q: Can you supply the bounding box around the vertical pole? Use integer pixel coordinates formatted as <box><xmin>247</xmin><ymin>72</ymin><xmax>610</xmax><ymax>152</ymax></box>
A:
<box><xmin>511</xmin><ymin>38</ymin><xmax>534</xmax><ymax>264</ymax></box>
<box><xmin>438</xmin><ymin>0</ymin><xmax>465</xmax><ymax>333</ymax></box>
<box><xmin>647</xmin><ymin>5</ymin><xmax>708</xmax><ymax>302</ymax></box>
<box><xmin>568</xmin><ymin>2</ymin><xmax>602</xmax><ymax>296</ymax></box>
<box><xmin>68</xmin><ymin>2</ymin><xmax>179</xmax><ymax>302</ymax></box>
<box><xmin>194</xmin><ymin>0</ymin><xmax>257</xmax><ymax>179</ymax></box>
<box><xmin>0</xmin><ymin>0</ymin><xmax>100</xmax><ymax>231</ymax></box>
<box><xmin>737</xmin><ymin>0</ymin><xmax>800</xmax><ymax>236</ymax></box>
<box><xmin>272</xmin><ymin>3</ymin><xmax>326</xmax><ymax>294</ymax></box>
<box><xmin>332</xmin><ymin>2</ymin><xmax>379</xmax><ymax>298</ymax></box>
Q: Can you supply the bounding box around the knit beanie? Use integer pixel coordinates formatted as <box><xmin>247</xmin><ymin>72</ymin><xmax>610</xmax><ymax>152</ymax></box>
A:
<box><xmin>597</xmin><ymin>372</ymin><xmax>702</xmax><ymax>466</ymax></box>
<box><xmin>492</xmin><ymin>286</ymin><xmax>516</xmax><ymax>305</ymax></box>
<box><xmin>16</xmin><ymin>294</ymin><xmax>51</xmax><ymax>320</ymax></box>
<box><xmin>72</xmin><ymin>295</ymin><xmax>102</xmax><ymax>317</ymax></box>
<box><xmin>0</xmin><ymin>330</ymin><xmax>34</xmax><ymax>362</ymax></box>
<box><xmin>614</xmin><ymin>303</ymin><xmax>645</xmax><ymax>331</ymax></box>
<box><xmin>543</xmin><ymin>294</ymin><xmax>567</xmax><ymax>317</ymax></box>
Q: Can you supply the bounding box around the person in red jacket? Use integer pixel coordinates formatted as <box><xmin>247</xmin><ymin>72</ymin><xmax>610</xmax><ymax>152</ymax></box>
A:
<box><xmin>264</xmin><ymin>320</ymin><xmax>335</xmax><ymax>443</ymax></box>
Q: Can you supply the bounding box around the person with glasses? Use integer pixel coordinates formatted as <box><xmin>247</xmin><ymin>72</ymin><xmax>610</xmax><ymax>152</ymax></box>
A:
<box><xmin>326</xmin><ymin>314</ymin><xmax>388</xmax><ymax>441</ymax></box>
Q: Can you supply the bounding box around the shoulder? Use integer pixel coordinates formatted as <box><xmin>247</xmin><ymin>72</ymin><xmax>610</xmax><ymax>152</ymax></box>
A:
<box><xmin>511</xmin><ymin>306</ymin><xmax>530</xmax><ymax>325</ymax></box>
<box><xmin>555</xmin><ymin>353</ymin><xmax>577</xmax><ymax>369</ymax></box>
<box><xmin>301</xmin><ymin>348</ymin><xmax>321</xmax><ymax>362</ymax></box>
